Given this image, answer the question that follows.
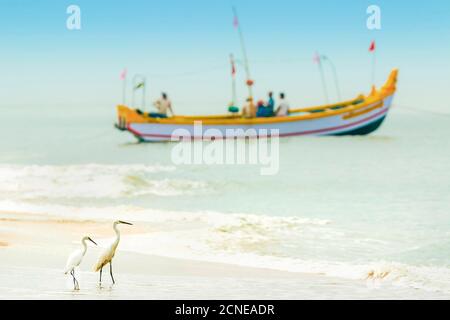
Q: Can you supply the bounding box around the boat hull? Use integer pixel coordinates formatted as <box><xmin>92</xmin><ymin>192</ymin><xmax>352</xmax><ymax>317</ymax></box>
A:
<box><xmin>331</xmin><ymin>115</ymin><xmax>386</xmax><ymax>136</ymax></box>
<box><xmin>125</xmin><ymin>95</ymin><xmax>393</xmax><ymax>142</ymax></box>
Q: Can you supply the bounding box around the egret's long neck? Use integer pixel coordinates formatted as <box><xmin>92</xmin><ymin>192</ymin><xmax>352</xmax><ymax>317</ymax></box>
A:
<box><xmin>81</xmin><ymin>239</ymin><xmax>88</xmax><ymax>255</ymax></box>
<box><xmin>113</xmin><ymin>223</ymin><xmax>121</xmax><ymax>244</ymax></box>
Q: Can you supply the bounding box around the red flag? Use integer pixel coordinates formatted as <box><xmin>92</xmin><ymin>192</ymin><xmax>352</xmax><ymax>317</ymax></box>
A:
<box><xmin>369</xmin><ymin>41</ymin><xmax>376</xmax><ymax>52</ymax></box>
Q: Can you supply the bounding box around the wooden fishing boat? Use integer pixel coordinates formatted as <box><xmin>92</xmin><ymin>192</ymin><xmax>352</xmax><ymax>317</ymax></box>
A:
<box><xmin>116</xmin><ymin>69</ymin><xmax>398</xmax><ymax>142</ymax></box>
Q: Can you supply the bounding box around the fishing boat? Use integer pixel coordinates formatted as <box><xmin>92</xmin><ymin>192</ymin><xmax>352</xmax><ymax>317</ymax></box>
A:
<box><xmin>115</xmin><ymin>69</ymin><xmax>398</xmax><ymax>142</ymax></box>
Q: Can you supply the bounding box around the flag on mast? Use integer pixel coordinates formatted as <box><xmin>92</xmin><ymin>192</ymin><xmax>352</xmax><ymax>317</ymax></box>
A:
<box><xmin>134</xmin><ymin>82</ymin><xmax>145</xmax><ymax>90</ymax></box>
<box><xmin>233</xmin><ymin>15</ymin><xmax>239</xmax><ymax>28</ymax></box>
<box><xmin>313</xmin><ymin>51</ymin><xmax>322</xmax><ymax>64</ymax></box>
<box><xmin>120</xmin><ymin>68</ymin><xmax>127</xmax><ymax>80</ymax></box>
<box><xmin>369</xmin><ymin>40</ymin><xmax>376</xmax><ymax>52</ymax></box>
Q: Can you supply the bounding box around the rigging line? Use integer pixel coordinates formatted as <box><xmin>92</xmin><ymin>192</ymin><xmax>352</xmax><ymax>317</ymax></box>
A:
<box><xmin>139</xmin><ymin>58</ymin><xmax>320</xmax><ymax>80</ymax></box>
<box><xmin>145</xmin><ymin>64</ymin><xmax>229</xmax><ymax>79</ymax></box>
<box><xmin>394</xmin><ymin>104</ymin><xmax>450</xmax><ymax>117</ymax></box>
<box><xmin>76</xmin><ymin>128</ymin><xmax>115</xmax><ymax>144</ymax></box>
<box><xmin>249</xmin><ymin>58</ymin><xmax>312</xmax><ymax>64</ymax></box>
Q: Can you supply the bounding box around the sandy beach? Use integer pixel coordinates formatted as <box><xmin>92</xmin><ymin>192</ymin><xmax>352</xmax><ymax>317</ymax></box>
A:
<box><xmin>1</xmin><ymin>210</ymin><xmax>448</xmax><ymax>300</ymax></box>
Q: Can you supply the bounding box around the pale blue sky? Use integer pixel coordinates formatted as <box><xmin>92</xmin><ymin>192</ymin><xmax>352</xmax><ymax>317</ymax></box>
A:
<box><xmin>0</xmin><ymin>0</ymin><xmax>449</xmax><ymax>114</ymax></box>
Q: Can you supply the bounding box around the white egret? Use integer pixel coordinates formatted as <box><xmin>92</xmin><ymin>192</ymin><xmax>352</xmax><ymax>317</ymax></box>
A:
<box><xmin>64</xmin><ymin>236</ymin><xmax>97</xmax><ymax>290</ymax></box>
<box><xmin>93</xmin><ymin>220</ymin><xmax>132</xmax><ymax>285</ymax></box>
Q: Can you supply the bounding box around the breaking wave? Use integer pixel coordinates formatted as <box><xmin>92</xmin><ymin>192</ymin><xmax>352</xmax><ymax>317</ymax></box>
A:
<box><xmin>0</xmin><ymin>164</ymin><xmax>207</xmax><ymax>199</ymax></box>
<box><xmin>2</xmin><ymin>199</ymin><xmax>448</xmax><ymax>295</ymax></box>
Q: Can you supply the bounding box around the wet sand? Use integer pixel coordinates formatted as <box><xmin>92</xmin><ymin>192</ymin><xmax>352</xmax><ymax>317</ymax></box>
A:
<box><xmin>0</xmin><ymin>211</ymin><xmax>448</xmax><ymax>300</ymax></box>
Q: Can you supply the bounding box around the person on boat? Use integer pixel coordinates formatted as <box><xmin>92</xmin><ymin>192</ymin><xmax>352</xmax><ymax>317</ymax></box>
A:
<box><xmin>151</xmin><ymin>92</ymin><xmax>174</xmax><ymax>118</ymax></box>
<box><xmin>266</xmin><ymin>91</ymin><xmax>275</xmax><ymax>115</ymax></box>
<box><xmin>242</xmin><ymin>97</ymin><xmax>256</xmax><ymax>118</ymax></box>
<box><xmin>256</xmin><ymin>100</ymin><xmax>266</xmax><ymax>117</ymax></box>
<box><xmin>256</xmin><ymin>92</ymin><xmax>275</xmax><ymax>118</ymax></box>
<box><xmin>266</xmin><ymin>92</ymin><xmax>276</xmax><ymax>116</ymax></box>
<box><xmin>275</xmin><ymin>93</ymin><xmax>290</xmax><ymax>117</ymax></box>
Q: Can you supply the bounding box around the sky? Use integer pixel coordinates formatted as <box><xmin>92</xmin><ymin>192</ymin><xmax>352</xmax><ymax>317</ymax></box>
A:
<box><xmin>0</xmin><ymin>0</ymin><xmax>449</xmax><ymax>114</ymax></box>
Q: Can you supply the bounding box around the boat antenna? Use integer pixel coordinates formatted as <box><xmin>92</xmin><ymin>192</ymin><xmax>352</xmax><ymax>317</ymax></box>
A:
<box><xmin>232</xmin><ymin>6</ymin><xmax>254</xmax><ymax>102</ymax></box>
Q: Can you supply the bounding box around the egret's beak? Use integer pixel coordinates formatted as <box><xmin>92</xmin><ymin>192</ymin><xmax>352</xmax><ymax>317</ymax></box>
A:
<box><xmin>88</xmin><ymin>237</ymin><xmax>98</xmax><ymax>245</ymax></box>
<box><xmin>119</xmin><ymin>220</ymin><xmax>133</xmax><ymax>225</ymax></box>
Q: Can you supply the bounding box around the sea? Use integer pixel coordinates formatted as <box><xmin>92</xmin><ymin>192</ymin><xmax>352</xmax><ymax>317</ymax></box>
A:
<box><xmin>1</xmin><ymin>103</ymin><xmax>449</xmax><ymax>297</ymax></box>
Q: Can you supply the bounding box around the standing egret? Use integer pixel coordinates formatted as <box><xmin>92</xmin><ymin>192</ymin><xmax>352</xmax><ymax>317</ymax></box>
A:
<box><xmin>64</xmin><ymin>236</ymin><xmax>97</xmax><ymax>290</ymax></box>
<box><xmin>93</xmin><ymin>220</ymin><xmax>133</xmax><ymax>285</ymax></box>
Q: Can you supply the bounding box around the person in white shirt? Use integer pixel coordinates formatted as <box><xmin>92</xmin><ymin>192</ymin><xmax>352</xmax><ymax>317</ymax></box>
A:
<box><xmin>152</xmin><ymin>92</ymin><xmax>174</xmax><ymax>117</ymax></box>
<box><xmin>276</xmin><ymin>93</ymin><xmax>290</xmax><ymax>117</ymax></box>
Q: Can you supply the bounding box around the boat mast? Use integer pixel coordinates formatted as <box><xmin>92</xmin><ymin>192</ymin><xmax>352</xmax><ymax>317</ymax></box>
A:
<box><xmin>120</xmin><ymin>68</ymin><xmax>127</xmax><ymax>105</ymax></box>
<box><xmin>230</xmin><ymin>54</ymin><xmax>237</xmax><ymax>106</ymax></box>
<box><xmin>232</xmin><ymin>6</ymin><xmax>253</xmax><ymax>102</ymax></box>
<box><xmin>370</xmin><ymin>40</ymin><xmax>377</xmax><ymax>88</ymax></box>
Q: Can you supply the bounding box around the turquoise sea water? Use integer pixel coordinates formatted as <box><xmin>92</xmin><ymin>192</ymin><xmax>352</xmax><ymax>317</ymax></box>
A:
<box><xmin>1</xmin><ymin>104</ymin><xmax>449</xmax><ymax>294</ymax></box>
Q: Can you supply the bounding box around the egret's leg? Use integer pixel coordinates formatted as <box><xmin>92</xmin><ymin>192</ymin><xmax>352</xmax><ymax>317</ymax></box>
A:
<box><xmin>70</xmin><ymin>270</ymin><xmax>77</xmax><ymax>290</ymax></box>
<box><xmin>109</xmin><ymin>262</ymin><xmax>115</xmax><ymax>284</ymax></box>
<box><xmin>99</xmin><ymin>267</ymin><xmax>103</xmax><ymax>285</ymax></box>
<box><xmin>73</xmin><ymin>270</ymin><xmax>80</xmax><ymax>290</ymax></box>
